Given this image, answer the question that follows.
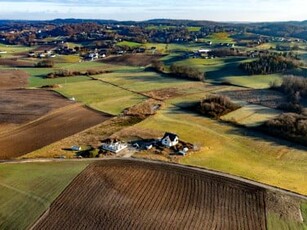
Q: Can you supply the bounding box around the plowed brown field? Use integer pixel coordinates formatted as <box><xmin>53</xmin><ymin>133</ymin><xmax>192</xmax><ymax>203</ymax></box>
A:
<box><xmin>0</xmin><ymin>104</ymin><xmax>111</xmax><ymax>159</ymax></box>
<box><xmin>34</xmin><ymin>159</ymin><xmax>267</xmax><ymax>230</ymax></box>
<box><xmin>0</xmin><ymin>70</ymin><xmax>29</xmax><ymax>89</ymax></box>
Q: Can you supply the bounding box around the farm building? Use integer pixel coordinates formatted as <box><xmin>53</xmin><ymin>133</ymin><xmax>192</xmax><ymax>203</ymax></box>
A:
<box><xmin>161</xmin><ymin>132</ymin><xmax>179</xmax><ymax>147</ymax></box>
<box><xmin>101</xmin><ymin>141</ymin><xmax>127</xmax><ymax>153</ymax></box>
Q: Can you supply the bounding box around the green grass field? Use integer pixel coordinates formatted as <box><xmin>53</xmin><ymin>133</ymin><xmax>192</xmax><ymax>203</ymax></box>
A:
<box><xmin>204</xmin><ymin>32</ymin><xmax>234</xmax><ymax>44</ymax></box>
<box><xmin>56</xmin><ymin>80</ymin><xmax>146</xmax><ymax>115</ymax></box>
<box><xmin>116</xmin><ymin>41</ymin><xmax>142</xmax><ymax>48</ymax></box>
<box><xmin>0</xmin><ymin>161</ymin><xmax>91</xmax><ymax>229</ymax></box>
<box><xmin>267</xmin><ymin>212</ymin><xmax>307</xmax><ymax>230</ymax></box>
<box><xmin>24</xmin><ymin>68</ymin><xmax>90</xmax><ymax>88</ymax></box>
<box><xmin>220</xmin><ymin>104</ymin><xmax>281</xmax><ymax>127</ymax></box>
<box><xmin>96</xmin><ymin>68</ymin><xmax>197</xmax><ymax>93</ymax></box>
<box><xmin>187</xmin><ymin>26</ymin><xmax>202</xmax><ymax>32</ymax></box>
<box><xmin>172</xmin><ymin>57</ymin><xmax>283</xmax><ymax>89</ymax></box>
<box><xmin>134</xmin><ymin>104</ymin><xmax>307</xmax><ymax>195</ymax></box>
<box><xmin>0</xmin><ymin>43</ymin><xmax>34</xmax><ymax>57</ymax></box>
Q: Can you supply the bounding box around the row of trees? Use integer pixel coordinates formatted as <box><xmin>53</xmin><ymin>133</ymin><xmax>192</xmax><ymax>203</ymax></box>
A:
<box><xmin>240</xmin><ymin>54</ymin><xmax>300</xmax><ymax>75</ymax></box>
<box><xmin>46</xmin><ymin>69</ymin><xmax>112</xmax><ymax>78</ymax></box>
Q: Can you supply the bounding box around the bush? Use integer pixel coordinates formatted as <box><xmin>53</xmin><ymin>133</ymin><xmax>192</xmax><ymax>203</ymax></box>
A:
<box><xmin>35</xmin><ymin>60</ymin><xmax>54</xmax><ymax>68</ymax></box>
<box><xmin>262</xmin><ymin>113</ymin><xmax>307</xmax><ymax>145</ymax></box>
<box><xmin>199</xmin><ymin>95</ymin><xmax>240</xmax><ymax>118</ymax></box>
<box><xmin>151</xmin><ymin>60</ymin><xmax>165</xmax><ymax>73</ymax></box>
<box><xmin>170</xmin><ymin>64</ymin><xmax>204</xmax><ymax>81</ymax></box>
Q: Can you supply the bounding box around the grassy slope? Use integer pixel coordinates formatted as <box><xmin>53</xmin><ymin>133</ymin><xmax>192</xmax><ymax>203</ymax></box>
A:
<box><xmin>135</xmin><ymin>104</ymin><xmax>307</xmax><ymax>195</ymax></box>
<box><xmin>267</xmin><ymin>213</ymin><xmax>307</xmax><ymax>230</ymax></box>
<box><xmin>0</xmin><ymin>161</ymin><xmax>91</xmax><ymax>229</ymax></box>
<box><xmin>56</xmin><ymin>80</ymin><xmax>146</xmax><ymax>115</ymax></box>
<box><xmin>117</xmin><ymin>41</ymin><xmax>142</xmax><ymax>48</ymax></box>
<box><xmin>97</xmin><ymin>69</ymin><xmax>196</xmax><ymax>92</ymax></box>
<box><xmin>220</xmin><ymin>104</ymin><xmax>281</xmax><ymax>127</ymax></box>
<box><xmin>173</xmin><ymin>57</ymin><xmax>283</xmax><ymax>89</ymax></box>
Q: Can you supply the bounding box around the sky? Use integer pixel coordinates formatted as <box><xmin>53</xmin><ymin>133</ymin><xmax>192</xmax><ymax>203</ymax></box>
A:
<box><xmin>0</xmin><ymin>0</ymin><xmax>306</xmax><ymax>22</ymax></box>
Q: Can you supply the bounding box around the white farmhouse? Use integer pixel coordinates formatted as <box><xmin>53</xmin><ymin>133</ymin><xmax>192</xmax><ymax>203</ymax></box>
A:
<box><xmin>161</xmin><ymin>132</ymin><xmax>179</xmax><ymax>147</ymax></box>
<box><xmin>101</xmin><ymin>141</ymin><xmax>127</xmax><ymax>153</ymax></box>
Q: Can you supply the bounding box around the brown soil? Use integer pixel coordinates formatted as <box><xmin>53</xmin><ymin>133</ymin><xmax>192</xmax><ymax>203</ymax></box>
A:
<box><xmin>221</xmin><ymin>89</ymin><xmax>287</xmax><ymax>109</ymax></box>
<box><xmin>34</xmin><ymin>159</ymin><xmax>267</xmax><ymax>230</ymax></box>
<box><xmin>0</xmin><ymin>58</ymin><xmax>34</xmax><ymax>67</ymax></box>
<box><xmin>0</xmin><ymin>104</ymin><xmax>111</xmax><ymax>159</ymax></box>
<box><xmin>0</xmin><ymin>89</ymin><xmax>72</xmax><ymax>124</ymax></box>
<box><xmin>143</xmin><ymin>87</ymin><xmax>182</xmax><ymax>100</ymax></box>
<box><xmin>0</xmin><ymin>70</ymin><xmax>29</xmax><ymax>89</ymax></box>
<box><xmin>102</xmin><ymin>54</ymin><xmax>163</xmax><ymax>66</ymax></box>
<box><xmin>124</xmin><ymin>99</ymin><xmax>162</xmax><ymax>118</ymax></box>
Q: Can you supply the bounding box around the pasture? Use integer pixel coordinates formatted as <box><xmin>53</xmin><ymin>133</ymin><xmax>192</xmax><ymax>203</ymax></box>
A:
<box><xmin>205</xmin><ymin>32</ymin><xmax>234</xmax><ymax>44</ymax></box>
<box><xmin>116</xmin><ymin>41</ymin><xmax>142</xmax><ymax>48</ymax></box>
<box><xmin>34</xmin><ymin>159</ymin><xmax>267</xmax><ymax>230</ymax></box>
<box><xmin>173</xmin><ymin>57</ymin><xmax>283</xmax><ymax>89</ymax></box>
<box><xmin>220</xmin><ymin>104</ymin><xmax>281</xmax><ymax>127</ymax></box>
<box><xmin>96</xmin><ymin>68</ymin><xmax>199</xmax><ymax>93</ymax></box>
<box><xmin>56</xmin><ymin>80</ymin><xmax>147</xmax><ymax>115</ymax></box>
<box><xmin>133</xmin><ymin>104</ymin><xmax>307</xmax><ymax>195</ymax></box>
<box><xmin>0</xmin><ymin>161</ymin><xmax>91</xmax><ymax>230</ymax></box>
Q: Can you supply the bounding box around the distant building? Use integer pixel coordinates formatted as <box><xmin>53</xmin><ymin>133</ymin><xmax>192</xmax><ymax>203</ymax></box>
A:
<box><xmin>71</xmin><ymin>146</ymin><xmax>81</xmax><ymax>151</ymax></box>
<box><xmin>161</xmin><ymin>132</ymin><xmax>179</xmax><ymax>147</ymax></box>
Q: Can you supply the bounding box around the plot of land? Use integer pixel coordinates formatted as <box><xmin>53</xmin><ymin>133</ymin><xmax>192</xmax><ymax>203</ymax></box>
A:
<box><xmin>221</xmin><ymin>89</ymin><xmax>287</xmax><ymax>109</ymax></box>
<box><xmin>220</xmin><ymin>104</ymin><xmax>281</xmax><ymax>127</ymax></box>
<box><xmin>0</xmin><ymin>104</ymin><xmax>110</xmax><ymax>159</ymax></box>
<box><xmin>34</xmin><ymin>159</ymin><xmax>266</xmax><ymax>230</ymax></box>
<box><xmin>0</xmin><ymin>58</ymin><xmax>34</xmax><ymax>67</ymax></box>
<box><xmin>96</xmin><ymin>68</ymin><xmax>199</xmax><ymax>93</ymax></box>
<box><xmin>0</xmin><ymin>161</ymin><xmax>91</xmax><ymax>230</ymax></box>
<box><xmin>56</xmin><ymin>80</ymin><xmax>147</xmax><ymax>115</ymax></box>
<box><xmin>0</xmin><ymin>89</ymin><xmax>72</xmax><ymax>125</ymax></box>
<box><xmin>0</xmin><ymin>70</ymin><xmax>29</xmax><ymax>89</ymax></box>
<box><xmin>102</xmin><ymin>54</ymin><xmax>163</xmax><ymax>66</ymax></box>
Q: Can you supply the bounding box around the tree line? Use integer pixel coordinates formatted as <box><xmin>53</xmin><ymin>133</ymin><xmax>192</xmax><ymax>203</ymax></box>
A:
<box><xmin>240</xmin><ymin>54</ymin><xmax>300</xmax><ymax>75</ymax></box>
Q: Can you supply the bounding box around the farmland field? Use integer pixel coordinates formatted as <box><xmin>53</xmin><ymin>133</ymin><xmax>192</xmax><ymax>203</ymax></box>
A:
<box><xmin>56</xmin><ymin>80</ymin><xmax>147</xmax><ymax>115</ymax></box>
<box><xmin>0</xmin><ymin>69</ymin><xmax>28</xmax><ymax>88</ymax></box>
<box><xmin>0</xmin><ymin>103</ymin><xmax>110</xmax><ymax>159</ymax></box>
<box><xmin>34</xmin><ymin>159</ymin><xmax>266</xmax><ymax>230</ymax></box>
<box><xmin>220</xmin><ymin>104</ymin><xmax>281</xmax><ymax>127</ymax></box>
<box><xmin>0</xmin><ymin>89</ymin><xmax>73</xmax><ymax>126</ymax></box>
<box><xmin>0</xmin><ymin>161</ymin><xmax>91</xmax><ymax>230</ymax></box>
<box><xmin>133</xmin><ymin>105</ymin><xmax>307</xmax><ymax>195</ymax></box>
<box><xmin>96</xmin><ymin>68</ymin><xmax>199</xmax><ymax>93</ymax></box>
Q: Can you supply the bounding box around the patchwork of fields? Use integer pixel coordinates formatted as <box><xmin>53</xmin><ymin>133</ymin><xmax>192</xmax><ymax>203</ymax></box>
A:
<box><xmin>133</xmin><ymin>105</ymin><xmax>307</xmax><ymax>195</ymax></box>
<box><xmin>0</xmin><ymin>38</ymin><xmax>307</xmax><ymax>230</ymax></box>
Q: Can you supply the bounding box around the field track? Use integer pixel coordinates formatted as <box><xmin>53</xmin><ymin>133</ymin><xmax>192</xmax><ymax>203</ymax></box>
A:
<box><xmin>34</xmin><ymin>159</ymin><xmax>267</xmax><ymax>230</ymax></box>
<box><xmin>0</xmin><ymin>104</ymin><xmax>111</xmax><ymax>159</ymax></box>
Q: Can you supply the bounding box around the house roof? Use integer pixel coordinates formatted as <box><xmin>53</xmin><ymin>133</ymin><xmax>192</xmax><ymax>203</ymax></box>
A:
<box><xmin>162</xmin><ymin>132</ymin><xmax>178</xmax><ymax>142</ymax></box>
